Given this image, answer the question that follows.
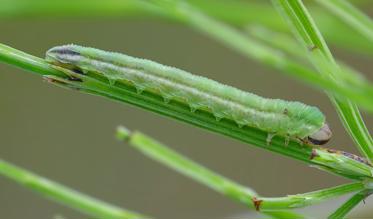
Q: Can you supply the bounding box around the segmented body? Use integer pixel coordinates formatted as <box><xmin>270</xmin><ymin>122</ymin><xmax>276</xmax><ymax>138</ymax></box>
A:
<box><xmin>46</xmin><ymin>45</ymin><xmax>326</xmax><ymax>140</ymax></box>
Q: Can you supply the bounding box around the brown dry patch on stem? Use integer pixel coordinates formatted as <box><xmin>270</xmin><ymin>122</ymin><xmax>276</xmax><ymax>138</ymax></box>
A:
<box><xmin>310</xmin><ymin>149</ymin><xmax>319</xmax><ymax>160</ymax></box>
<box><xmin>252</xmin><ymin>197</ymin><xmax>263</xmax><ymax>211</ymax></box>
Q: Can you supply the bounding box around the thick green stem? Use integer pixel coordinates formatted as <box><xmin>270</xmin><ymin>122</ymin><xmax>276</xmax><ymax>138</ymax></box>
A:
<box><xmin>1</xmin><ymin>43</ymin><xmax>372</xmax><ymax>180</ymax></box>
<box><xmin>116</xmin><ymin>127</ymin><xmax>366</xmax><ymax>211</ymax></box>
<box><xmin>0</xmin><ymin>159</ymin><xmax>148</xmax><ymax>219</ymax></box>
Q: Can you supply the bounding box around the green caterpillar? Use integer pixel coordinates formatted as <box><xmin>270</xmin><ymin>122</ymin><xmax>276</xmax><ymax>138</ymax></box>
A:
<box><xmin>46</xmin><ymin>44</ymin><xmax>332</xmax><ymax>145</ymax></box>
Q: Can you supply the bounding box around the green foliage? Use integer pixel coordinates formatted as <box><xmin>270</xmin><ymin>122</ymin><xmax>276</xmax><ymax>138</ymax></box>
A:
<box><xmin>0</xmin><ymin>0</ymin><xmax>372</xmax><ymax>218</ymax></box>
<box><xmin>116</xmin><ymin>126</ymin><xmax>364</xmax><ymax>217</ymax></box>
<box><xmin>314</xmin><ymin>0</ymin><xmax>373</xmax><ymax>42</ymax></box>
<box><xmin>271</xmin><ymin>0</ymin><xmax>373</xmax><ymax>164</ymax></box>
<box><xmin>141</xmin><ymin>1</ymin><xmax>373</xmax><ymax>114</ymax></box>
<box><xmin>2</xmin><ymin>42</ymin><xmax>372</xmax><ymax>180</ymax></box>
<box><xmin>329</xmin><ymin>190</ymin><xmax>372</xmax><ymax>219</ymax></box>
<box><xmin>0</xmin><ymin>159</ymin><xmax>149</xmax><ymax>219</ymax></box>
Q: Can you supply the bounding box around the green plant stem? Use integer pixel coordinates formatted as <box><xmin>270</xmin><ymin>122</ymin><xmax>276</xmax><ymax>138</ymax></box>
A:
<box><xmin>145</xmin><ymin>0</ymin><xmax>373</xmax><ymax>165</ymax></box>
<box><xmin>1</xmin><ymin>43</ymin><xmax>372</xmax><ymax>181</ymax></box>
<box><xmin>270</xmin><ymin>0</ymin><xmax>373</xmax><ymax>163</ymax></box>
<box><xmin>187</xmin><ymin>0</ymin><xmax>373</xmax><ymax>54</ymax></box>
<box><xmin>51</xmin><ymin>68</ymin><xmax>373</xmax><ymax>180</ymax></box>
<box><xmin>328</xmin><ymin>190</ymin><xmax>372</xmax><ymax>219</ymax></box>
<box><xmin>116</xmin><ymin>126</ymin><xmax>365</xmax><ymax>212</ymax></box>
<box><xmin>0</xmin><ymin>43</ymin><xmax>64</xmax><ymax>77</ymax></box>
<box><xmin>246</xmin><ymin>26</ymin><xmax>367</xmax><ymax>87</ymax></box>
<box><xmin>0</xmin><ymin>159</ymin><xmax>148</xmax><ymax>219</ymax></box>
<box><xmin>314</xmin><ymin>0</ymin><xmax>373</xmax><ymax>42</ymax></box>
<box><xmin>2</xmin><ymin>0</ymin><xmax>372</xmax><ymax>55</ymax></box>
<box><xmin>247</xmin><ymin>26</ymin><xmax>373</xmax><ymax>164</ymax></box>
<box><xmin>0</xmin><ymin>0</ymin><xmax>164</xmax><ymax>18</ymax></box>
<box><xmin>143</xmin><ymin>0</ymin><xmax>373</xmax><ymax>113</ymax></box>
<box><xmin>310</xmin><ymin>148</ymin><xmax>373</xmax><ymax>180</ymax></box>
<box><xmin>247</xmin><ymin>26</ymin><xmax>306</xmax><ymax>60</ymax></box>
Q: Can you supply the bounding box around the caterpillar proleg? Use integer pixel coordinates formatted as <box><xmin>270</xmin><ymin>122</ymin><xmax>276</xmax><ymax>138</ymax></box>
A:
<box><xmin>46</xmin><ymin>44</ymin><xmax>332</xmax><ymax>145</ymax></box>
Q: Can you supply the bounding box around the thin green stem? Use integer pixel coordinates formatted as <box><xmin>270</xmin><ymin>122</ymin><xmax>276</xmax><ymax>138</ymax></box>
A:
<box><xmin>314</xmin><ymin>0</ymin><xmax>373</xmax><ymax>42</ymax></box>
<box><xmin>246</xmin><ymin>25</ymin><xmax>307</xmax><ymax>59</ymax></box>
<box><xmin>0</xmin><ymin>43</ymin><xmax>372</xmax><ymax>180</ymax></box>
<box><xmin>310</xmin><ymin>148</ymin><xmax>373</xmax><ymax>179</ymax></box>
<box><xmin>116</xmin><ymin>126</ymin><xmax>365</xmax><ymax>211</ymax></box>
<box><xmin>0</xmin><ymin>159</ymin><xmax>149</xmax><ymax>219</ymax></box>
<box><xmin>247</xmin><ymin>26</ymin><xmax>373</xmax><ymax>164</ymax></box>
<box><xmin>0</xmin><ymin>43</ymin><xmax>64</xmax><ymax>77</ymax></box>
<box><xmin>2</xmin><ymin>0</ymin><xmax>372</xmax><ymax>54</ymax></box>
<box><xmin>246</xmin><ymin>26</ymin><xmax>367</xmax><ymax>87</ymax></box>
<box><xmin>328</xmin><ymin>190</ymin><xmax>372</xmax><ymax>219</ymax></box>
<box><xmin>144</xmin><ymin>0</ymin><xmax>373</xmax><ymax>113</ymax></box>
<box><xmin>0</xmin><ymin>0</ymin><xmax>163</xmax><ymax>18</ymax></box>
<box><xmin>271</xmin><ymin>0</ymin><xmax>373</xmax><ymax>163</ymax></box>
<box><xmin>262</xmin><ymin>183</ymin><xmax>365</xmax><ymax>210</ymax></box>
<box><xmin>187</xmin><ymin>0</ymin><xmax>373</xmax><ymax>54</ymax></box>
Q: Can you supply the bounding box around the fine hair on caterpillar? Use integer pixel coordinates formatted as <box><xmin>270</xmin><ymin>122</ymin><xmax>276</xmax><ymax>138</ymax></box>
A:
<box><xmin>46</xmin><ymin>44</ymin><xmax>332</xmax><ymax>145</ymax></box>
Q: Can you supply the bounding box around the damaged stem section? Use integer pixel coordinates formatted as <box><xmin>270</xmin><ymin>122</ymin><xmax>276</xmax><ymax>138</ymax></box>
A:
<box><xmin>116</xmin><ymin>126</ymin><xmax>366</xmax><ymax>212</ymax></box>
<box><xmin>310</xmin><ymin>148</ymin><xmax>373</xmax><ymax>179</ymax></box>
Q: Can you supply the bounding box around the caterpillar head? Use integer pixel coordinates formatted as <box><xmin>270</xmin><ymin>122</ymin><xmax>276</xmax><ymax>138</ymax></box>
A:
<box><xmin>46</xmin><ymin>45</ymin><xmax>87</xmax><ymax>75</ymax></box>
<box><xmin>46</xmin><ymin>45</ymin><xmax>81</xmax><ymax>64</ymax></box>
<box><xmin>307</xmin><ymin>123</ymin><xmax>332</xmax><ymax>145</ymax></box>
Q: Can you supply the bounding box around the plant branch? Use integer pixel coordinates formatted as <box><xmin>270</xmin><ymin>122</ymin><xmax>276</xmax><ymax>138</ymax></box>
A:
<box><xmin>143</xmin><ymin>0</ymin><xmax>373</xmax><ymax>113</ymax></box>
<box><xmin>328</xmin><ymin>190</ymin><xmax>372</xmax><ymax>219</ymax></box>
<box><xmin>270</xmin><ymin>0</ymin><xmax>373</xmax><ymax>163</ymax></box>
<box><xmin>143</xmin><ymin>0</ymin><xmax>373</xmax><ymax>167</ymax></box>
<box><xmin>0</xmin><ymin>159</ymin><xmax>149</xmax><ymax>219</ymax></box>
<box><xmin>314</xmin><ymin>0</ymin><xmax>373</xmax><ymax>42</ymax></box>
<box><xmin>0</xmin><ymin>43</ymin><xmax>372</xmax><ymax>180</ymax></box>
<box><xmin>2</xmin><ymin>0</ymin><xmax>372</xmax><ymax>54</ymax></box>
<box><xmin>116</xmin><ymin>126</ymin><xmax>366</xmax><ymax>212</ymax></box>
<box><xmin>246</xmin><ymin>25</ymin><xmax>367</xmax><ymax>87</ymax></box>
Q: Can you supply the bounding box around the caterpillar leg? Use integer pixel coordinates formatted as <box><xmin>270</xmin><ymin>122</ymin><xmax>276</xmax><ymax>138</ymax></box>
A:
<box><xmin>284</xmin><ymin>135</ymin><xmax>290</xmax><ymax>146</ymax></box>
<box><xmin>266</xmin><ymin>133</ymin><xmax>276</xmax><ymax>145</ymax></box>
<box><xmin>189</xmin><ymin>103</ymin><xmax>200</xmax><ymax>113</ymax></box>
<box><xmin>43</xmin><ymin>75</ymin><xmax>82</xmax><ymax>91</ymax></box>
<box><xmin>48</xmin><ymin>64</ymin><xmax>85</xmax><ymax>83</ymax></box>
<box><xmin>296</xmin><ymin>137</ymin><xmax>308</xmax><ymax>146</ymax></box>
<box><xmin>134</xmin><ymin>85</ymin><xmax>145</xmax><ymax>94</ymax></box>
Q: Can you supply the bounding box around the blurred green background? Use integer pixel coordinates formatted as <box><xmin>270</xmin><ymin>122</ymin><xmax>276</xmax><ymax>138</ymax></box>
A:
<box><xmin>0</xmin><ymin>1</ymin><xmax>372</xmax><ymax>218</ymax></box>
